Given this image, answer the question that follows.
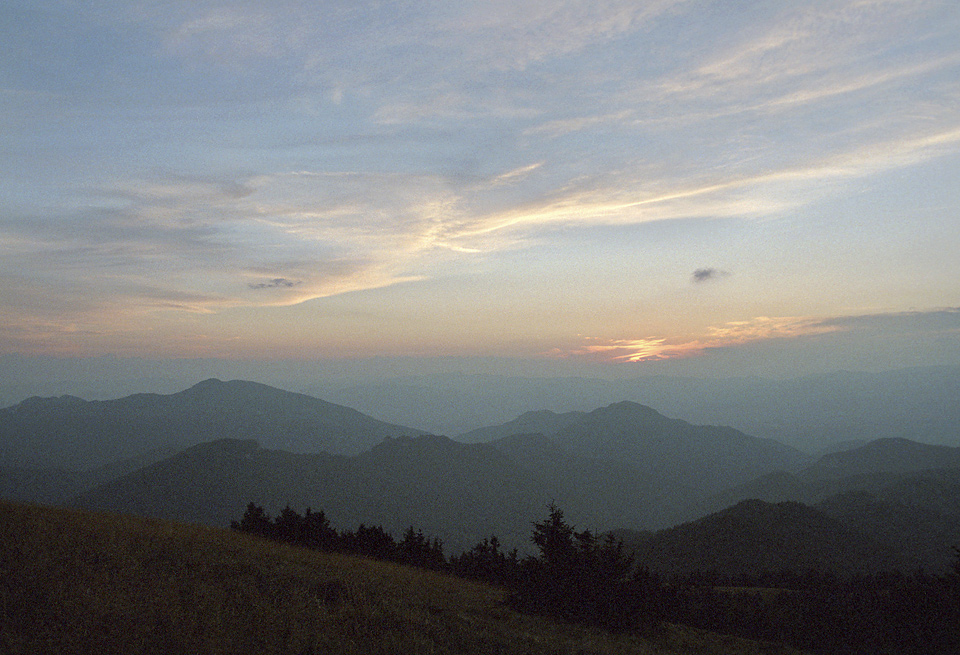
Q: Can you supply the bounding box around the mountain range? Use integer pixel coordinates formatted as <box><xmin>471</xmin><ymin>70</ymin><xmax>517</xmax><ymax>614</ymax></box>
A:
<box><xmin>2</xmin><ymin>378</ymin><xmax>959</xmax><ymax>572</ymax></box>
<box><xmin>0</xmin><ymin>378</ymin><xmax>423</xmax><ymax>470</ymax></box>
<box><xmin>68</xmin><ymin>433</ymin><xmax>664</xmax><ymax>553</ymax></box>
<box><xmin>624</xmin><ymin>464</ymin><xmax>960</xmax><ymax>577</ymax></box>
<box><xmin>309</xmin><ymin>365</ymin><xmax>960</xmax><ymax>451</ymax></box>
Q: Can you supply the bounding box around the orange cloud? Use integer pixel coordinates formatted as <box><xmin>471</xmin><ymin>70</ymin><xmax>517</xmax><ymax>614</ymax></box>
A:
<box><xmin>573</xmin><ymin>315</ymin><xmax>844</xmax><ymax>363</ymax></box>
<box><xmin>569</xmin><ymin>337</ymin><xmax>705</xmax><ymax>362</ymax></box>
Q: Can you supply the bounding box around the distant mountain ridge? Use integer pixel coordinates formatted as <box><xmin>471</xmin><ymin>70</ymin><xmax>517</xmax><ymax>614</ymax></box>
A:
<box><xmin>5</xmin><ymin>363</ymin><xmax>958</xmax><ymax>452</ymax></box>
<box><xmin>304</xmin><ymin>365</ymin><xmax>960</xmax><ymax>450</ymax></box>
<box><xmin>466</xmin><ymin>401</ymin><xmax>811</xmax><ymax>494</ymax></box>
<box><xmin>71</xmin><ymin>434</ymin><xmax>664</xmax><ymax>553</ymax></box>
<box><xmin>703</xmin><ymin>437</ymin><xmax>960</xmax><ymax>513</ymax></box>
<box><xmin>804</xmin><ymin>437</ymin><xmax>960</xmax><ymax>479</ymax></box>
<box><xmin>0</xmin><ymin>379</ymin><xmax>425</xmax><ymax>470</ymax></box>
<box><xmin>459</xmin><ymin>409</ymin><xmax>586</xmax><ymax>443</ymax></box>
<box><xmin>65</xmin><ymin>399</ymin><xmax>815</xmax><ymax>551</ymax></box>
<box><xmin>70</xmin><ymin>431</ymin><xmax>960</xmax><ymax>573</ymax></box>
<box><xmin>5</xmin><ymin>376</ymin><xmax>959</xmax><ymax>574</ymax></box>
<box><xmin>627</xmin><ymin>472</ymin><xmax>960</xmax><ymax>577</ymax></box>
<box><xmin>621</xmin><ymin>438</ymin><xmax>960</xmax><ymax>576</ymax></box>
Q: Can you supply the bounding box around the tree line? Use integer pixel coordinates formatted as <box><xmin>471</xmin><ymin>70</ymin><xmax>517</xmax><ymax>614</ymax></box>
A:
<box><xmin>231</xmin><ymin>502</ymin><xmax>960</xmax><ymax>653</ymax></box>
<box><xmin>231</xmin><ymin>503</ymin><xmax>445</xmax><ymax>570</ymax></box>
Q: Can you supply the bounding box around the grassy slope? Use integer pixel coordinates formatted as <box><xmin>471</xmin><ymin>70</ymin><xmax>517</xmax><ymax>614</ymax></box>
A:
<box><xmin>0</xmin><ymin>501</ymin><xmax>803</xmax><ymax>655</ymax></box>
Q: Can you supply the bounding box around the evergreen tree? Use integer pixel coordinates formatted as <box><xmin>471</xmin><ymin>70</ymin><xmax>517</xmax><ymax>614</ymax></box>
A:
<box><xmin>530</xmin><ymin>503</ymin><xmax>575</xmax><ymax>572</ymax></box>
<box><xmin>513</xmin><ymin>503</ymin><xmax>656</xmax><ymax>631</ymax></box>
<box><xmin>231</xmin><ymin>502</ymin><xmax>273</xmax><ymax>538</ymax></box>
<box><xmin>302</xmin><ymin>507</ymin><xmax>337</xmax><ymax>551</ymax></box>
<box><xmin>274</xmin><ymin>505</ymin><xmax>304</xmax><ymax>544</ymax></box>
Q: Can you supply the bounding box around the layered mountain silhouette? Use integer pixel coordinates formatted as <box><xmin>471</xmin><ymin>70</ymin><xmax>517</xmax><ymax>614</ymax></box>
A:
<box><xmin>626</xmin><ymin>476</ymin><xmax>960</xmax><ymax>577</ymax></box>
<box><xmin>309</xmin><ymin>365</ymin><xmax>960</xmax><ymax>450</ymax></box>
<box><xmin>622</xmin><ymin>439</ymin><xmax>960</xmax><ymax>576</ymax></box>
<box><xmin>4</xmin><ymin>378</ymin><xmax>959</xmax><ymax>573</ymax></box>
<box><xmin>71</xmin><ymin>434</ymin><xmax>663</xmax><ymax>553</ymax></box>
<box><xmin>458</xmin><ymin>409</ymin><xmax>586</xmax><ymax>443</ymax></box>
<box><xmin>704</xmin><ymin>437</ymin><xmax>960</xmax><ymax>512</ymax></box>
<box><xmin>462</xmin><ymin>401</ymin><xmax>810</xmax><ymax>494</ymax></box>
<box><xmin>803</xmin><ymin>437</ymin><xmax>960</xmax><ymax>479</ymax></box>
<box><xmin>0</xmin><ymin>378</ymin><xmax>424</xmax><ymax>470</ymax></box>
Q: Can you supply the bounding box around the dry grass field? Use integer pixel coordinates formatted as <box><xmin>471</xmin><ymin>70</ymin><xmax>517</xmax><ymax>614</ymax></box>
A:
<box><xmin>0</xmin><ymin>500</ymin><xmax>805</xmax><ymax>654</ymax></box>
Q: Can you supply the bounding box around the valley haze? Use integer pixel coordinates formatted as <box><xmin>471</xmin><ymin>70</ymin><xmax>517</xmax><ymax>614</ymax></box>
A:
<box><xmin>2</xmin><ymin>356</ymin><xmax>958</xmax><ymax>452</ymax></box>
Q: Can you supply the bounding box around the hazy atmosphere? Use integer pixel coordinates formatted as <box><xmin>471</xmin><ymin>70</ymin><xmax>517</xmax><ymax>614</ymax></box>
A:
<box><xmin>2</xmin><ymin>0</ymin><xmax>960</xmax><ymax>387</ymax></box>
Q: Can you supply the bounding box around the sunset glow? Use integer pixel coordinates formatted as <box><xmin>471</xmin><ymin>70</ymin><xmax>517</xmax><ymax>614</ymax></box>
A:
<box><xmin>1</xmin><ymin>0</ymin><xmax>958</xmax><ymax>381</ymax></box>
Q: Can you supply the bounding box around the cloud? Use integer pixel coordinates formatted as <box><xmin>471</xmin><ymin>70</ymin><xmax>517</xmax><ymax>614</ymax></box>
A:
<box><xmin>3</xmin><ymin>0</ymin><xmax>957</xmax><ymax>364</ymax></box>
<box><xmin>162</xmin><ymin>5</ymin><xmax>306</xmax><ymax>63</ymax></box>
<box><xmin>489</xmin><ymin>162</ymin><xmax>545</xmax><ymax>185</ymax></box>
<box><xmin>660</xmin><ymin>0</ymin><xmax>945</xmax><ymax>98</ymax></box>
<box><xmin>703</xmin><ymin>316</ymin><xmax>842</xmax><ymax>344</ymax></box>
<box><xmin>3</xmin><ymin>110</ymin><xmax>957</xmax><ymax>329</ymax></box>
<box><xmin>248</xmin><ymin>278</ymin><xmax>301</xmax><ymax>290</ymax></box>
<box><xmin>524</xmin><ymin>111</ymin><xmax>635</xmax><ymax>138</ymax></box>
<box><xmin>821</xmin><ymin>306</ymin><xmax>960</xmax><ymax>334</ymax></box>
<box><xmin>571</xmin><ymin>315</ymin><xmax>844</xmax><ymax>363</ymax></box>
<box><xmin>446</xmin><ymin>121</ymin><xmax>960</xmax><ymax>243</ymax></box>
<box><xmin>2</xmin><ymin>165</ymin><xmax>474</xmax><ymax>330</ymax></box>
<box><xmin>429</xmin><ymin>0</ymin><xmax>686</xmax><ymax>70</ymax></box>
<box><xmin>692</xmin><ymin>268</ymin><xmax>729</xmax><ymax>283</ymax></box>
<box><xmin>18</xmin><ymin>115</ymin><xmax>956</xmax><ymax>323</ymax></box>
<box><xmin>568</xmin><ymin>336</ymin><xmax>704</xmax><ymax>363</ymax></box>
<box><xmin>569</xmin><ymin>308</ymin><xmax>960</xmax><ymax>365</ymax></box>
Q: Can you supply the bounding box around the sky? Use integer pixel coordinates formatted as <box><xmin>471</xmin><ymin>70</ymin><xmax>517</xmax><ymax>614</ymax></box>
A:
<box><xmin>2</xmin><ymin>0</ymin><xmax>959</xmax><ymax>385</ymax></box>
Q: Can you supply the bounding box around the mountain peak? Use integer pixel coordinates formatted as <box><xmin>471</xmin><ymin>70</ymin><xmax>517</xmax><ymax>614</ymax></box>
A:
<box><xmin>584</xmin><ymin>401</ymin><xmax>675</xmax><ymax>428</ymax></box>
<box><xmin>551</xmin><ymin>400</ymin><xmax>808</xmax><ymax>494</ymax></box>
<box><xmin>1</xmin><ymin>379</ymin><xmax>426</xmax><ymax>469</ymax></box>
<box><xmin>516</xmin><ymin>409</ymin><xmax>561</xmax><ymax>420</ymax></box>
<box><xmin>193</xmin><ymin>378</ymin><xmax>224</xmax><ymax>388</ymax></box>
<box><xmin>182</xmin><ymin>438</ymin><xmax>261</xmax><ymax>457</ymax></box>
<box><xmin>184</xmin><ymin>378</ymin><xmax>269</xmax><ymax>394</ymax></box>
<box><xmin>601</xmin><ymin>400</ymin><xmax>666</xmax><ymax>417</ymax></box>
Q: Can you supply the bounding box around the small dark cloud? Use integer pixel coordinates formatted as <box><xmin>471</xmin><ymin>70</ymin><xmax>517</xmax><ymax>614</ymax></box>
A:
<box><xmin>248</xmin><ymin>278</ymin><xmax>302</xmax><ymax>290</ymax></box>
<box><xmin>692</xmin><ymin>267</ymin><xmax>730</xmax><ymax>283</ymax></box>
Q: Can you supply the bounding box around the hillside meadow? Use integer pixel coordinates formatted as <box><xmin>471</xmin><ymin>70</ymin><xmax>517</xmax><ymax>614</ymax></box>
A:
<box><xmin>0</xmin><ymin>501</ymin><xmax>804</xmax><ymax>655</ymax></box>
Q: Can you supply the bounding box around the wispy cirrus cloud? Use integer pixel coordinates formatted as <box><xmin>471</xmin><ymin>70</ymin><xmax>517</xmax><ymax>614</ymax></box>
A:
<box><xmin>569</xmin><ymin>336</ymin><xmax>704</xmax><ymax>363</ymax></box>
<box><xmin>9</xmin><ymin>111</ymin><xmax>957</xmax><ymax>329</ymax></box>
<box><xmin>2</xmin><ymin>0</ymin><xmax>958</xmax><ymax>365</ymax></box>
<box><xmin>661</xmin><ymin>0</ymin><xmax>947</xmax><ymax>96</ymax></box>
<box><xmin>427</xmin><ymin>0</ymin><xmax>688</xmax><ymax>70</ymax></box>
<box><xmin>1</xmin><ymin>167</ymin><xmax>461</xmax><ymax>322</ymax></box>
<box><xmin>523</xmin><ymin>111</ymin><xmax>635</xmax><ymax>138</ymax></box>
<box><xmin>450</xmin><ymin>122</ymin><xmax>960</xmax><ymax>241</ymax></box>
<box><xmin>3</xmin><ymin>110</ymin><xmax>957</xmax><ymax>329</ymax></box>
